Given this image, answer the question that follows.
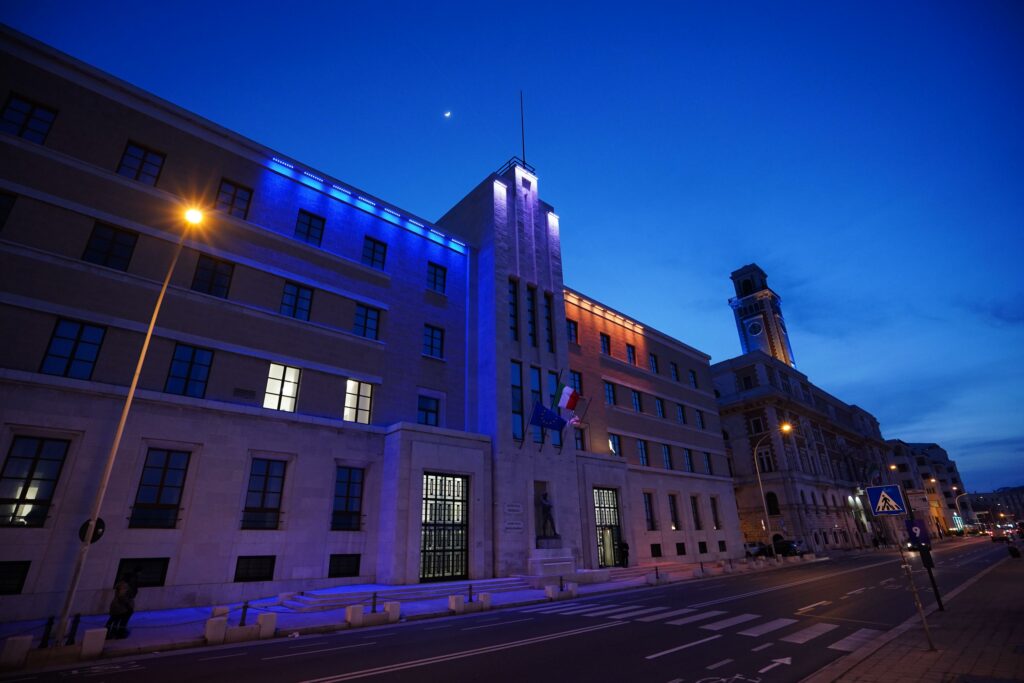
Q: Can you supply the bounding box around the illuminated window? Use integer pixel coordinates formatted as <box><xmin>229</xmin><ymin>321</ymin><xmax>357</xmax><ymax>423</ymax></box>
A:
<box><xmin>280</xmin><ymin>282</ymin><xmax>313</xmax><ymax>321</ymax></box>
<box><xmin>191</xmin><ymin>255</ymin><xmax>233</xmax><ymax>298</ymax></box>
<box><xmin>343</xmin><ymin>380</ymin><xmax>373</xmax><ymax>424</ymax></box>
<box><xmin>626</xmin><ymin>344</ymin><xmax>636</xmax><ymax>365</ymax></box>
<box><xmin>332</xmin><ymin>467</ymin><xmax>364</xmax><ymax>530</ymax></box>
<box><xmin>1</xmin><ymin>94</ymin><xmax>56</xmax><ymax>144</ymax></box>
<box><xmin>242</xmin><ymin>459</ymin><xmax>286</xmax><ymax>529</ymax></box>
<box><xmin>427</xmin><ymin>262</ymin><xmax>447</xmax><ymax>293</ymax></box>
<box><xmin>164</xmin><ymin>344</ymin><xmax>213</xmax><ymax>398</ymax></box>
<box><xmin>566</xmin><ymin>319</ymin><xmax>578</xmax><ymax>344</ymax></box>
<box><xmin>263</xmin><ymin>363</ymin><xmax>300</xmax><ymax>412</ymax></box>
<box><xmin>0</xmin><ymin>436</ymin><xmax>69</xmax><ymax>527</ymax></box>
<box><xmin>294</xmin><ymin>210</ymin><xmax>325</xmax><ymax>246</ymax></box>
<box><xmin>353</xmin><ymin>304</ymin><xmax>380</xmax><ymax>339</ymax></box>
<box><xmin>82</xmin><ymin>222</ymin><xmax>137</xmax><ymax>271</ymax></box>
<box><xmin>668</xmin><ymin>494</ymin><xmax>680</xmax><ymax>530</ymax></box>
<box><xmin>510</xmin><ymin>361</ymin><xmax>524</xmax><ymax>440</ymax></box>
<box><xmin>637</xmin><ymin>440</ymin><xmax>648</xmax><ymax>466</ymax></box>
<box><xmin>40</xmin><ymin>319</ymin><xmax>105</xmax><ymax>380</ymax></box>
<box><xmin>418</xmin><ymin>395</ymin><xmax>440</xmax><ymax>426</ymax></box>
<box><xmin>129</xmin><ymin>448</ymin><xmax>190</xmax><ymax>528</ymax></box>
<box><xmin>361</xmin><ymin>236</ymin><xmax>387</xmax><ymax>269</ymax></box>
<box><xmin>116</xmin><ymin>142</ymin><xmax>164</xmax><ymax>185</ymax></box>
<box><xmin>608</xmin><ymin>433</ymin><xmax>622</xmax><ymax>456</ymax></box>
<box><xmin>216</xmin><ymin>178</ymin><xmax>252</xmax><ymax>219</ymax></box>
<box><xmin>423</xmin><ymin>325</ymin><xmax>444</xmax><ymax>358</ymax></box>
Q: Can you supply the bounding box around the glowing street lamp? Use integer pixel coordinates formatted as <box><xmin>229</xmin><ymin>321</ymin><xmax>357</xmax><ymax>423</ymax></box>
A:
<box><xmin>752</xmin><ymin>422</ymin><xmax>792</xmax><ymax>560</ymax></box>
<box><xmin>54</xmin><ymin>209</ymin><xmax>204</xmax><ymax>644</ymax></box>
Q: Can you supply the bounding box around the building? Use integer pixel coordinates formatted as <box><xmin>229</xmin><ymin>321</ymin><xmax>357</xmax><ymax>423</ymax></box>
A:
<box><xmin>712</xmin><ymin>265</ymin><xmax>893</xmax><ymax>553</ymax></box>
<box><xmin>0</xmin><ymin>27</ymin><xmax>740</xmax><ymax>622</ymax></box>
<box><xmin>968</xmin><ymin>486</ymin><xmax>1024</xmax><ymax>533</ymax></box>
<box><xmin>887</xmin><ymin>440</ymin><xmax>968</xmax><ymax>535</ymax></box>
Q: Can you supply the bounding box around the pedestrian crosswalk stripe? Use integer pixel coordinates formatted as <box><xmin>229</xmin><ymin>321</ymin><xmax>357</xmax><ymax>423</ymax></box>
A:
<box><xmin>635</xmin><ymin>608</ymin><xmax>695</xmax><ymax>622</ymax></box>
<box><xmin>607</xmin><ymin>607</ymin><xmax>670</xmax><ymax>620</ymax></box>
<box><xmin>738</xmin><ymin>618</ymin><xmax>798</xmax><ymax>637</ymax></box>
<box><xmin>827</xmin><ymin>628</ymin><xmax>884</xmax><ymax>652</ymax></box>
<box><xmin>665</xmin><ymin>610</ymin><xmax>726</xmax><ymax>626</ymax></box>
<box><xmin>780</xmin><ymin>622</ymin><xmax>840</xmax><ymax>644</ymax></box>
<box><xmin>582</xmin><ymin>605</ymin><xmax>649</xmax><ymax>617</ymax></box>
<box><xmin>700</xmin><ymin>614</ymin><xmax>761</xmax><ymax>631</ymax></box>
<box><xmin>543</xmin><ymin>604</ymin><xmax>621</xmax><ymax>615</ymax></box>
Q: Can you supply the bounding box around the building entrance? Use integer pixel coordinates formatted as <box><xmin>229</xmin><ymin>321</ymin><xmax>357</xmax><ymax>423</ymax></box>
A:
<box><xmin>420</xmin><ymin>473</ymin><xmax>468</xmax><ymax>581</ymax></box>
<box><xmin>594</xmin><ymin>487</ymin><xmax>623</xmax><ymax>567</ymax></box>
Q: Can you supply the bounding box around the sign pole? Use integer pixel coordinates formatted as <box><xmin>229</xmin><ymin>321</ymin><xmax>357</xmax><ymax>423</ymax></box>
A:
<box><xmin>897</xmin><ymin>542</ymin><xmax>937</xmax><ymax>651</ymax></box>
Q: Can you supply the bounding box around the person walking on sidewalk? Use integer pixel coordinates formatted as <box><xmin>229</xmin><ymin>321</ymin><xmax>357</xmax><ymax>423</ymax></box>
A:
<box><xmin>106</xmin><ymin>570</ymin><xmax>138</xmax><ymax>639</ymax></box>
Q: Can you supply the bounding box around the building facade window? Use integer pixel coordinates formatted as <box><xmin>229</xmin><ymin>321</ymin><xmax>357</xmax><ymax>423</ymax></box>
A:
<box><xmin>508</xmin><ymin>279</ymin><xmax>519</xmax><ymax>341</ymax></box>
<box><xmin>114</xmin><ymin>558</ymin><xmax>169</xmax><ymax>588</ymax></box>
<box><xmin>574</xmin><ymin>428</ymin><xmax>586</xmax><ymax>451</ymax></box>
<box><xmin>129</xmin><ymin>448</ymin><xmax>190</xmax><ymax>529</ymax></box>
<box><xmin>600</xmin><ymin>333</ymin><xmax>611</xmax><ymax>355</ymax></box>
<box><xmin>604</xmin><ymin>381</ymin><xmax>617</xmax><ymax>406</ymax></box>
<box><xmin>543</xmin><ymin>292</ymin><xmax>555</xmax><ymax>352</ymax></box>
<box><xmin>241</xmin><ymin>459</ymin><xmax>286</xmax><ymax>530</ymax></box>
<box><xmin>234</xmin><ymin>556</ymin><xmax>275</xmax><ymax>582</ymax></box>
<box><xmin>691</xmin><ymin>495</ymin><xmax>703</xmax><ymax>530</ymax></box>
<box><xmin>525</xmin><ymin>286</ymin><xmax>538</xmax><ymax>347</ymax></box>
<box><xmin>668</xmin><ymin>494</ymin><xmax>680</xmax><ymax>530</ymax></box>
<box><xmin>649</xmin><ymin>353</ymin><xmax>659</xmax><ymax>374</ymax></box>
<box><xmin>676</xmin><ymin>404</ymin><xmax>687</xmax><ymax>424</ymax></box>
<box><xmin>40</xmin><ymin>319</ymin><xmax>105</xmax><ymax>380</ymax></box>
<box><xmin>696</xmin><ymin>409</ymin><xmax>706</xmax><ymax>429</ymax></box>
<box><xmin>684</xmin><ymin>448</ymin><xmax>695</xmax><ymax>472</ymax></box>
<box><xmin>688</xmin><ymin>369</ymin><xmax>699</xmax><ymax>388</ymax></box>
<box><xmin>547</xmin><ymin>371</ymin><xmax>562</xmax><ymax>447</ymax></box>
<box><xmin>280</xmin><ymin>282</ymin><xmax>313</xmax><ymax>321</ymax></box>
<box><xmin>0</xmin><ymin>561</ymin><xmax>31</xmax><ymax>595</ymax></box>
<box><xmin>631</xmin><ymin>390</ymin><xmax>643</xmax><ymax>413</ymax></box>
<box><xmin>361</xmin><ymin>236</ymin><xmax>387</xmax><ymax>269</ymax></box>
<box><xmin>0</xmin><ymin>436</ymin><xmax>69</xmax><ymax>527</ymax></box>
<box><xmin>191</xmin><ymin>255</ymin><xmax>233</xmax><ymax>298</ymax></box>
<box><xmin>626</xmin><ymin>344</ymin><xmax>636</xmax><ymax>365</ymax></box>
<box><xmin>510</xmin><ymin>361</ymin><xmax>524</xmax><ymax>440</ymax></box>
<box><xmin>766</xmin><ymin>492</ymin><xmax>780</xmax><ymax>516</ymax></box>
<box><xmin>1</xmin><ymin>94</ymin><xmax>56</xmax><ymax>144</ymax></box>
<box><xmin>343</xmin><ymin>380</ymin><xmax>373</xmax><ymax>424</ymax></box>
<box><xmin>427</xmin><ymin>262</ymin><xmax>447</xmax><ymax>293</ymax></box>
<box><xmin>328</xmin><ymin>554</ymin><xmax>361</xmax><ymax>577</ymax></box>
<box><xmin>415</xmin><ymin>395</ymin><xmax>440</xmax><ymax>425</ymax></box>
<box><xmin>643</xmin><ymin>492</ymin><xmax>657</xmax><ymax>530</ymax></box>
<box><xmin>0</xmin><ymin>191</ymin><xmax>15</xmax><ymax>229</ymax></box>
<box><xmin>637</xmin><ymin>440</ymin><xmax>648</xmax><ymax>466</ymax></box>
<box><xmin>530</xmin><ymin>367</ymin><xmax>543</xmax><ymax>443</ymax></box>
<box><xmin>423</xmin><ymin>325</ymin><xmax>444</xmax><ymax>358</ymax></box>
<box><xmin>566</xmin><ymin>319</ymin><xmax>578</xmax><ymax>343</ymax></box>
<box><xmin>704</xmin><ymin>452</ymin><xmax>714</xmax><ymax>475</ymax></box>
<box><xmin>116</xmin><ymin>142</ymin><xmax>164</xmax><ymax>185</ymax></box>
<box><xmin>294</xmin><ymin>210</ymin><xmax>325</xmax><ymax>246</ymax></box>
<box><xmin>608</xmin><ymin>433</ymin><xmax>622</xmax><ymax>456</ymax></box>
<box><xmin>353</xmin><ymin>304</ymin><xmax>381</xmax><ymax>340</ymax></box>
<box><xmin>675</xmin><ymin>542</ymin><xmax>686</xmax><ymax>556</ymax></box>
<box><xmin>655</xmin><ymin>398</ymin><xmax>665</xmax><ymax>418</ymax></box>
<box><xmin>164</xmin><ymin>344</ymin><xmax>213</xmax><ymax>398</ymax></box>
<box><xmin>332</xmin><ymin>466</ymin><xmax>364</xmax><ymax>531</ymax></box>
<box><xmin>216</xmin><ymin>179</ymin><xmax>252</xmax><ymax>219</ymax></box>
<box><xmin>670</xmin><ymin>362</ymin><xmax>680</xmax><ymax>381</ymax></box>
<box><xmin>711</xmin><ymin>496</ymin><xmax>722</xmax><ymax>530</ymax></box>
<box><xmin>82</xmin><ymin>223</ymin><xmax>137</xmax><ymax>271</ymax></box>
<box><xmin>263</xmin><ymin>363</ymin><xmax>300</xmax><ymax>412</ymax></box>
<box><xmin>661</xmin><ymin>444</ymin><xmax>672</xmax><ymax>470</ymax></box>
<box><xmin>569</xmin><ymin>370</ymin><xmax>583</xmax><ymax>394</ymax></box>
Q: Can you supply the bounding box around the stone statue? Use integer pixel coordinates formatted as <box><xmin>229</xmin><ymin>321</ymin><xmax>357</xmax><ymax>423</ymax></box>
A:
<box><xmin>540</xmin><ymin>492</ymin><xmax>557</xmax><ymax>537</ymax></box>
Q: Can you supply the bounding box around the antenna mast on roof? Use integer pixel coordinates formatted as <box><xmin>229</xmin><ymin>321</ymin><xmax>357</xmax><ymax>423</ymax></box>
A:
<box><xmin>520</xmin><ymin>90</ymin><xmax>526</xmax><ymax>166</ymax></box>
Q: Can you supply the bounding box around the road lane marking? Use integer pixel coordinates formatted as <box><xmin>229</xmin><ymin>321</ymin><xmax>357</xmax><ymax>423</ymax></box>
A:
<box><xmin>543</xmin><ymin>604</ymin><xmax>623</xmax><ymax>615</ymax></box>
<box><xmin>581</xmin><ymin>605</ymin><xmax>648</xmax><ymax>617</ymax></box>
<box><xmin>738</xmin><ymin>618</ymin><xmax>797</xmax><ymax>637</ymax></box>
<box><xmin>298</xmin><ymin>622</ymin><xmax>626</xmax><ymax>682</ymax></box>
<box><xmin>827</xmin><ymin>627</ymin><xmax>884</xmax><ymax>652</ymax></box>
<box><xmin>796</xmin><ymin>600</ymin><xmax>831</xmax><ymax>612</ymax></box>
<box><xmin>264</xmin><ymin>642</ymin><xmax>375</xmax><ymax>660</ymax></box>
<box><xmin>645</xmin><ymin>635</ymin><xmax>721</xmax><ymax>660</ymax></box>
<box><xmin>198</xmin><ymin>652</ymin><xmax>249</xmax><ymax>660</ymax></box>
<box><xmin>423</xmin><ymin>625</ymin><xmax>450</xmax><ymax>631</ymax></box>
<box><xmin>780</xmin><ymin>622</ymin><xmax>839</xmax><ymax>644</ymax></box>
<box><xmin>752</xmin><ymin>642</ymin><xmax>774</xmax><ymax>652</ymax></box>
<box><xmin>461</xmin><ymin>618</ymin><xmax>533</xmax><ymax>631</ymax></box>
<box><xmin>706</xmin><ymin>658</ymin><xmax>733</xmax><ymax>670</ymax></box>
<box><xmin>636</xmin><ymin>608</ymin><xmax>695</xmax><ymax>622</ymax></box>
<box><xmin>665</xmin><ymin>610</ymin><xmax>726</xmax><ymax>625</ymax></box>
<box><xmin>700</xmin><ymin>614</ymin><xmax>761</xmax><ymax>631</ymax></box>
<box><xmin>607</xmin><ymin>607</ymin><xmax>671</xmax><ymax>620</ymax></box>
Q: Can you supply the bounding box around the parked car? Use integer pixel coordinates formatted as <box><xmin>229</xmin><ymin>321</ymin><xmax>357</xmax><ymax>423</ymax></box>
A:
<box><xmin>743</xmin><ymin>542</ymin><xmax>766</xmax><ymax>557</ymax></box>
<box><xmin>752</xmin><ymin>539</ymin><xmax>805</xmax><ymax>558</ymax></box>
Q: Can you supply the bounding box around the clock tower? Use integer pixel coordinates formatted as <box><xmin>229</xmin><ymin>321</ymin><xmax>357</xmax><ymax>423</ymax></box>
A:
<box><xmin>728</xmin><ymin>264</ymin><xmax>796</xmax><ymax>367</ymax></box>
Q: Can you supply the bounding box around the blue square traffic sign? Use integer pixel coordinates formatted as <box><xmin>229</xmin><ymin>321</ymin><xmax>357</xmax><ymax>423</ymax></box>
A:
<box><xmin>866</xmin><ymin>485</ymin><xmax>907</xmax><ymax>516</ymax></box>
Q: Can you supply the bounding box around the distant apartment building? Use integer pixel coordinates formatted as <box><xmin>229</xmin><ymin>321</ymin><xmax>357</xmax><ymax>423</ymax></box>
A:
<box><xmin>887</xmin><ymin>440</ymin><xmax>968</xmax><ymax>536</ymax></box>
<box><xmin>712</xmin><ymin>265</ymin><xmax>894</xmax><ymax>553</ymax></box>
<box><xmin>0</xmin><ymin>27</ymin><xmax>739</xmax><ymax>621</ymax></box>
<box><xmin>966</xmin><ymin>486</ymin><xmax>1023</xmax><ymax>533</ymax></box>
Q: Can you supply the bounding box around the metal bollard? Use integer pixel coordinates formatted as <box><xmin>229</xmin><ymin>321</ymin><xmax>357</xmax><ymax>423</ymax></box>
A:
<box><xmin>40</xmin><ymin>616</ymin><xmax>54</xmax><ymax>649</ymax></box>
<box><xmin>467</xmin><ymin>584</ymin><xmax>474</xmax><ymax>604</ymax></box>
<box><xmin>559</xmin><ymin>575</ymin><xmax>564</xmax><ymax>592</ymax></box>
<box><xmin>65</xmin><ymin>613</ymin><xmax>81</xmax><ymax>645</ymax></box>
<box><xmin>372</xmin><ymin>592</ymin><xmax>378</xmax><ymax>613</ymax></box>
<box><xmin>239</xmin><ymin>600</ymin><xmax>249</xmax><ymax>627</ymax></box>
<box><xmin>655</xmin><ymin>566</ymin><xmax>660</xmax><ymax>580</ymax></box>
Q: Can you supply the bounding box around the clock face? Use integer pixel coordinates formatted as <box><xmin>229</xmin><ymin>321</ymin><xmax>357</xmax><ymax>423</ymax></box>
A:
<box><xmin>747</xmin><ymin>321</ymin><xmax>763</xmax><ymax>336</ymax></box>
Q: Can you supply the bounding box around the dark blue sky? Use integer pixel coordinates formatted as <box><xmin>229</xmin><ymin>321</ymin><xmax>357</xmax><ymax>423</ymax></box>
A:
<box><xmin>4</xmin><ymin>1</ymin><xmax>1022</xmax><ymax>491</ymax></box>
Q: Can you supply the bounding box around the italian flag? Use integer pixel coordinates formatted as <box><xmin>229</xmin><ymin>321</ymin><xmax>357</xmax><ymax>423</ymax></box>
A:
<box><xmin>557</xmin><ymin>384</ymin><xmax>580</xmax><ymax>411</ymax></box>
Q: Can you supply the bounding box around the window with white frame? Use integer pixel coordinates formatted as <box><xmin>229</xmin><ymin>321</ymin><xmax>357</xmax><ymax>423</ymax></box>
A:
<box><xmin>344</xmin><ymin>379</ymin><xmax>373</xmax><ymax>424</ymax></box>
<box><xmin>263</xmin><ymin>363</ymin><xmax>300</xmax><ymax>412</ymax></box>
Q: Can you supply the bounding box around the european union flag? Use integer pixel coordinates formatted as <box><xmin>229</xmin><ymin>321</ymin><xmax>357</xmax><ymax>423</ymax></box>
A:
<box><xmin>529</xmin><ymin>401</ymin><xmax>567</xmax><ymax>431</ymax></box>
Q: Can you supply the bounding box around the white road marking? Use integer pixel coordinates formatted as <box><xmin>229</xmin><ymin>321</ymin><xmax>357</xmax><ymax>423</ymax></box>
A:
<box><xmin>423</xmin><ymin>625</ymin><xmax>451</xmax><ymax>631</ymax></box>
<box><xmin>645</xmin><ymin>635</ymin><xmax>722</xmax><ymax>660</ymax></box>
<box><xmin>780</xmin><ymin>622</ymin><xmax>839</xmax><ymax>644</ymax></box>
<box><xmin>461</xmin><ymin>618</ymin><xmax>533</xmax><ymax>631</ymax></box>
<box><xmin>263</xmin><ymin>642</ymin><xmax>375</xmax><ymax>660</ymax></box>
<box><xmin>198</xmin><ymin>652</ymin><xmax>249</xmax><ymax>660</ymax></box>
<box><xmin>700</xmin><ymin>614</ymin><xmax>761</xmax><ymax>631</ymax></box>
<box><xmin>751</xmin><ymin>642</ymin><xmax>774</xmax><ymax>652</ymax></box>
<box><xmin>636</xmin><ymin>608</ymin><xmax>696</xmax><ymax>622</ymax></box>
<box><xmin>607</xmin><ymin>607</ymin><xmax>671</xmax><ymax>620</ymax></box>
<box><xmin>738</xmin><ymin>618</ymin><xmax>797</xmax><ymax>637</ymax></box>
<box><xmin>665</xmin><ymin>610</ymin><xmax>726</xmax><ymax>626</ymax></box>
<box><xmin>827</xmin><ymin>628</ymin><xmax>884</xmax><ymax>652</ymax></box>
<box><xmin>796</xmin><ymin>600</ymin><xmax>831</xmax><ymax>612</ymax></box>
<box><xmin>706</xmin><ymin>658</ymin><xmax>733</xmax><ymax>670</ymax></box>
<box><xmin>581</xmin><ymin>605</ymin><xmax>648</xmax><ymax>617</ymax></box>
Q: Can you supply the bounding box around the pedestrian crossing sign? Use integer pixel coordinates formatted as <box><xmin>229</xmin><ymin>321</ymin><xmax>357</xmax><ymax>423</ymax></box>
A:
<box><xmin>866</xmin><ymin>485</ymin><xmax>907</xmax><ymax>516</ymax></box>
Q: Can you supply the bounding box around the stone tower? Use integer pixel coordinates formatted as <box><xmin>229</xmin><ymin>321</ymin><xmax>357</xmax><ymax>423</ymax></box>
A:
<box><xmin>728</xmin><ymin>264</ymin><xmax>796</xmax><ymax>367</ymax></box>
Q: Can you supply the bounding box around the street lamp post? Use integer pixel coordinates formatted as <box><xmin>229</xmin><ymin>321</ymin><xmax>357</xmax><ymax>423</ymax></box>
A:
<box><xmin>53</xmin><ymin>209</ymin><xmax>203</xmax><ymax>644</ymax></box>
<box><xmin>752</xmin><ymin>422</ymin><xmax>792</xmax><ymax>560</ymax></box>
<box><xmin>953</xmin><ymin>489</ymin><xmax>970</xmax><ymax>527</ymax></box>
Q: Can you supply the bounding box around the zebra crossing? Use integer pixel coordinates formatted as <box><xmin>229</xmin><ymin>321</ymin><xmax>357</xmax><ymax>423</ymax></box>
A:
<box><xmin>514</xmin><ymin>601</ymin><xmax>883</xmax><ymax>653</ymax></box>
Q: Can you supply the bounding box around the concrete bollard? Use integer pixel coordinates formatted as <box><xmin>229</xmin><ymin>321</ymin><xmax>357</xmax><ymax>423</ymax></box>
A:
<box><xmin>79</xmin><ymin>628</ymin><xmax>106</xmax><ymax>659</ymax></box>
<box><xmin>448</xmin><ymin>595</ymin><xmax>465</xmax><ymax>613</ymax></box>
<box><xmin>257</xmin><ymin>612</ymin><xmax>277</xmax><ymax>639</ymax></box>
<box><xmin>384</xmin><ymin>602</ymin><xmax>401</xmax><ymax>622</ymax></box>
<box><xmin>544</xmin><ymin>584</ymin><xmax>559</xmax><ymax>599</ymax></box>
<box><xmin>211</xmin><ymin>606</ymin><xmax>230</xmax><ymax>618</ymax></box>
<box><xmin>564</xmin><ymin>583</ymin><xmax>579</xmax><ymax>597</ymax></box>
<box><xmin>478</xmin><ymin>593</ymin><xmax>492</xmax><ymax>609</ymax></box>
<box><xmin>205</xmin><ymin>616</ymin><xmax>228</xmax><ymax>645</ymax></box>
<box><xmin>345</xmin><ymin>604</ymin><xmax>364</xmax><ymax>627</ymax></box>
<box><xmin>0</xmin><ymin>635</ymin><xmax>33</xmax><ymax>668</ymax></box>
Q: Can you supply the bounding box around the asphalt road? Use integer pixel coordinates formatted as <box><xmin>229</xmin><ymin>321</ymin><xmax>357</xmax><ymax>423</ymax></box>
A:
<box><xmin>15</xmin><ymin>538</ymin><xmax>1006</xmax><ymax>683</ymax></box>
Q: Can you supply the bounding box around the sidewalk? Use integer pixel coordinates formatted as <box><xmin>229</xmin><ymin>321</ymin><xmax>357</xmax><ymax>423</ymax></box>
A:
<box><xmin>807</xmin><ymin>549</ymin><xmax>1024</xmax><ymax>683</ymax></box>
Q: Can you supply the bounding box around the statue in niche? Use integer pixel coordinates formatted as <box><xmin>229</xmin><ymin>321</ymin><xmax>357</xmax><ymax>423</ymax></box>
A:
<box><xmin>539</xmin><ymin>491</ymin><xmax>557</xmax><ymax>538</ymax></box>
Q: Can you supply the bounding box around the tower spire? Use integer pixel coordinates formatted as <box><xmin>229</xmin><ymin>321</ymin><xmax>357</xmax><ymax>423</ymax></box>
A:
<box><xmin>728</xmin><ymin>264</ymin><xmax>796</xmax><ymax>367</ymax></box>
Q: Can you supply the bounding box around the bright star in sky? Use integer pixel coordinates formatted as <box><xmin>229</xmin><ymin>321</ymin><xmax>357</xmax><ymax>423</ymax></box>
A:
<box><xmin>443</xmin><ymin>111</ymin><xmax>451</xmax><ymax>118</ymax></box>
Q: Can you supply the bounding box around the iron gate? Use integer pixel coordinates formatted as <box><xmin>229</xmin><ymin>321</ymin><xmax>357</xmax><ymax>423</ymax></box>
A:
<box><xmin>420</xmin><ymin>473</ymin><xmax>468</xmax><ymax>581</ymax></box>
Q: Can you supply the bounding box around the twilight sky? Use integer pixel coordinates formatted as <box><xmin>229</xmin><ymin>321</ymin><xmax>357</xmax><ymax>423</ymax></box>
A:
<box><xmin>3</xmin><ymin>1</ymin><xmax>1022</xmax><ymax>491</ymax></box>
